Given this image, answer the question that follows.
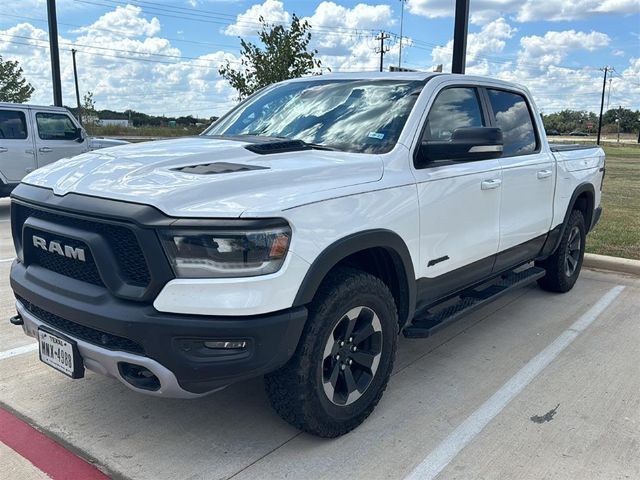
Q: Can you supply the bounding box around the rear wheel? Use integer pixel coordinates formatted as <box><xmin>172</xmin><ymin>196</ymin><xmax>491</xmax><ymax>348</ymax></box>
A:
<box><xmin>536</xmin><ymin>209</ymin><xmax>586</xmax><ymax>293</ymax></box>
<box><xmin>264</xmin><ymin>267</ymin><xmax>398</xmax><ymax>437</ymax></box>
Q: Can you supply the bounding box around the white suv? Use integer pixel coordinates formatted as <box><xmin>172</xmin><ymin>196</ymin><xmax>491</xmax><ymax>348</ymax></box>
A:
<box><xmin>9</xmin><ymin>73</ymin><xmax>604</xmax><ymax>437</ymax></box>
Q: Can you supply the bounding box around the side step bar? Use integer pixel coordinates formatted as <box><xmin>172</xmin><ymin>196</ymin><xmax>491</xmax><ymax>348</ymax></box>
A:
<box><xmin>403</xmin><ymin>266</ymin><xmax>545</xmax><ymax>339</ymax></box>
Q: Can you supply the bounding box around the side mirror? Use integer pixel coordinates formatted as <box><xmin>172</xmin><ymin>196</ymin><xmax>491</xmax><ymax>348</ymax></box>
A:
<box><xmin>418</xmin><ymin>127</ymin><xmax>503</xmax><ymax>165</ymax></box>
<box><xmin>75</xmin><ymin>127</ymin><xmax>86</xmax><ymax>143</ymax></box>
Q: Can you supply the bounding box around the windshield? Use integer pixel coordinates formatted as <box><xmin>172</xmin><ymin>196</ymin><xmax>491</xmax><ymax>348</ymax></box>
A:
<box><xmin>205</xmin><ymin>79</ymin><xmax>426</xmax><ymax>154</ymax></box>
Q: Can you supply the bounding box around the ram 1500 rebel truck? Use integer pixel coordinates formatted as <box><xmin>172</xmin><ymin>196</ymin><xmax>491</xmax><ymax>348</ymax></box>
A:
<box><xmin>8</xmin><ymin>73</ymin><xmax>604</xmax><ymax>437</ymax></box>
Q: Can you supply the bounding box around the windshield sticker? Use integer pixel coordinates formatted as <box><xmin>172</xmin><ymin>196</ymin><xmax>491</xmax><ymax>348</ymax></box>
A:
<box><xmin>368</xmin><ymin>132</ymin><xmax>385</xmax><ymax>140</ymax></box>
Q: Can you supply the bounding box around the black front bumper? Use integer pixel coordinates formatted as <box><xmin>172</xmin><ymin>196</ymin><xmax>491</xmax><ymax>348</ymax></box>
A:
<box><xmin>11</xmin><ymin>261</ymin><xmax>307</xmax><ymax>394</ymax></box>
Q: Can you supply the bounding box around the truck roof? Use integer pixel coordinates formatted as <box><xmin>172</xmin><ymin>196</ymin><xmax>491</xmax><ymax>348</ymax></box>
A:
<box><xmin>283</xmin><ymin>72</ymin><xmax>529</xmax><ymax>92</ymax></box>
<box><xmin>0</xmin><ymin>102</ymin><xmax>71</xmax><ymax>112</ymax></box>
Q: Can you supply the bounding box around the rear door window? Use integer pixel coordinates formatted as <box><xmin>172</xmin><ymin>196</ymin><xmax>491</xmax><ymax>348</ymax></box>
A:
<box><xmin>487</xmin><ymin>89</ymin><xmax>538</xmax><ymax>156</ymax></box>
<box><xmin>36</xmin><ymin>112</ymin><xmax>77</xmax><ymax>140</ymax></box>
<box><xmin>0</xmin><ymin>110</ymin><xmax>28</xmax><ymax>139</ymax></box>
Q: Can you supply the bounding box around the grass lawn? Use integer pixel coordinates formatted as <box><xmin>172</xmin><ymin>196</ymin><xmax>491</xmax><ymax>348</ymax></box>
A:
<box><xmin>586</xmin><ymin>145</ymin><xmax>640</xmax><ymax>260</ymax></box>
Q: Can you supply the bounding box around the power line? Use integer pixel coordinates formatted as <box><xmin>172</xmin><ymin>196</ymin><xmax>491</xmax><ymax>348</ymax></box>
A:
<box><xmin>0</xmin><ymin>12</ymin><xmax>239</xmax><ymax>50</ymax></box>
<box><xmin>72</xmin><ymin>0</ymin><xmax>378</xmax><ymax>38</ymax></box>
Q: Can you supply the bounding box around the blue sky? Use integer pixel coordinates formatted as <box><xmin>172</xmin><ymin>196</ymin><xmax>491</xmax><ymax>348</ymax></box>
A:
<box><xmin>1</xmin><ymin>0</ymin><xmax>638</xmax><ymax>117</ymax></box>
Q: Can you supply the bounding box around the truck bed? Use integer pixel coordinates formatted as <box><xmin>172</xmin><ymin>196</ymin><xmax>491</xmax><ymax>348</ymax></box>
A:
<box><xmin>549</xmin><ymin>143</ymin><xmax>600</xmax><ymax>152</ymax></box>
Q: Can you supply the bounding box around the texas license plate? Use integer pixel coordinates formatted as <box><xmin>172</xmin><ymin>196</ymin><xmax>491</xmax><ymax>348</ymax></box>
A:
<box><xmin>38</xmin><ymin>328</ymin><xmax>84</xmax><ymax>378</ymax></box>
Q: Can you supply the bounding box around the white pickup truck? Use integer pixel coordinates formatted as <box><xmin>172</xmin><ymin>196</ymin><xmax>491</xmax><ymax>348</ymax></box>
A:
<box><xmin>8</xmin><ymin>73</ymin><xmax>604</xmax><ymax>437</ymax></box>
<box><xmin>0</xmin><ymin>103</ymin><xmax>128</xmax><ymax>196</ymax></box>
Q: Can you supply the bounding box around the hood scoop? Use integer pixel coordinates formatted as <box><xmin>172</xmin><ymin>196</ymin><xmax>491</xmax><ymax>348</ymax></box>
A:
<box><xmin>245</xmin><ymin>140</ymin><xmax>312</xmax><ymax>155</ymax></box>
<box><xmin>173</xmin><ymin>162</ymin><xmax>269</xmax><ymax>175</ymax></box>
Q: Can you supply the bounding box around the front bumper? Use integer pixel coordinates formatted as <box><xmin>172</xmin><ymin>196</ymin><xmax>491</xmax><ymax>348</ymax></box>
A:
<box><xmin>11</xmin><ymin>261</ymin><xmax>307</xmax><ymax>397</ymax></box>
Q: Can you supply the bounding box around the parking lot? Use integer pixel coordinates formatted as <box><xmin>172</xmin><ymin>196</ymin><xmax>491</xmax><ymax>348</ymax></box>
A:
<box><xmin>1</xmin><ymin>196</ymin><xmax>639</xmax><ymax>480</ymax></box>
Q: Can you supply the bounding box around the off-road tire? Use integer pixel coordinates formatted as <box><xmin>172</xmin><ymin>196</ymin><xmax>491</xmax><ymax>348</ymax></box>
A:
<box><xmin>536</xmin><ymin>209</ymin><xmax>586</xmax><ymax>293</ymax></box>
<box><xmin>264</xmin><ymin>267</ymin><xmax>398</xmax><ymax>438</ymax></box>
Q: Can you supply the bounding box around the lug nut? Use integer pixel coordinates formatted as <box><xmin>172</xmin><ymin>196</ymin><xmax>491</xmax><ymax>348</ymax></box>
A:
<box><xmin>336</xmin><ymin>354</ymin><xmax>341</xmax><ymax>360</ymax></box>
<box><xmin>351</xmin><ymin>346</ymin><xmax>357</xmax><ymax>352</ymax></box>
<box><xmin>348</xmin><ymin>337</ymin><xmax>353</xmax><ymax>343</ymax></box>
<box><xmin>340</xmin><ymin>341</ymin><xmax>345</xmax><ymax>347</ymax></box>
<box><xmin>340</xmin><ymin>364</ymin><xmax>346</xmax><ymax>371</ymax></box>
<box><xmin>348</xmin><ymin>359</ymin><xmax>353</xmax><ymax>365</ymax></box>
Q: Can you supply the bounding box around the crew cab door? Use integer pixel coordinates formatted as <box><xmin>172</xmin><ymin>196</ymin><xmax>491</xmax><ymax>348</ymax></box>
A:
<box><xmin>31</xmin><ymin>110</ymin><xmax>88</xmax><ymax>168</ymax></box>
<box><xmin>411</xmin><ymin>85</ymin><xmax>502</xmax><ymax>302</ymax></box>
<box><xmin>0</xmin><ymin>107</ymin><xmax>36</xmax><ymax>182</ymax></box>
<box><xmin>483</xmin><ymin>88</ymin><xmax>555</xmax><ymax>271</ymax></box>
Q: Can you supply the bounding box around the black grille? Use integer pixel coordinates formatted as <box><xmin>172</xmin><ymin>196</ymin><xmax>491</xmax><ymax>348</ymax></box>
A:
<box><xmin>18</xmin><ymin>296</ymin><xmax>144</xmax><ymax>355</ymax></box>
<box><xmin>28</xmin><ymin>230</ymin><xmax>103</xmax><ymax>286</ymax></box>
<box><xmin>15</xmin><ymin>204</ymin><xmax>150</xmax><ymax>287</ymax></box>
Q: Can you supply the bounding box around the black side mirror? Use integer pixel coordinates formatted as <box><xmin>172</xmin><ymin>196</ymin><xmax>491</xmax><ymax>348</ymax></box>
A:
<box><xmin>418</xmin><ymin>127</ymin><xmax>503</xmax><ymax>165</ymax></box>
<box><xmin>75</xmin><ymin>127</ymin><xmax>85</xmax><ymax>143</ymax></box>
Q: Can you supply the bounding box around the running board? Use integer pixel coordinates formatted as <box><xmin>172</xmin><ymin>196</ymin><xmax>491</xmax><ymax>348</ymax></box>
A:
<box><xmin>403</xmin><ymin>266</ymin><xmax>545</xmax><ymax>339</ymax></box>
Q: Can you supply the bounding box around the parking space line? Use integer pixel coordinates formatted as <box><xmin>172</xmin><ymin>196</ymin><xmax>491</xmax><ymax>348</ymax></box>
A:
<box><xmin>0</xmin><ymin>258</ymin><xmax>15</xmax><ymax>263</ymax></box>
<box><xmin>404</xmin><ymin>285</ymin><xmax>625</xmax><ymax>480</ymax></box>
<box><xmin>0</xmin><ymin>407</ymin><xmax>110</xmax><ymax>480</ymax></box>
<box><xmin>0</xmin><ymin>343</ymin><xmax>38</xmax><ymax>361</ymax></box>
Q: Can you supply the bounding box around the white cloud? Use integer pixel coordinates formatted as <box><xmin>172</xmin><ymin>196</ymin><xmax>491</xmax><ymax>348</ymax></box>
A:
<box><xmin>304</xmin><ymin>1</ymin><xmax>396</xmax><ymax>71</ymax></box>
<box><xmin>407</xmin><ymin>0</ymin><xmax>640</xmax><ymax>24</ymax></box>
<box><xmin>516</xmin><ymin>30</ymin><xmax>610</xmax><ymax>72</ymax></box>
<box><xmin>223</xmin><ymin>1</ymin><xmax>397</xmax><ymax>72</ymax></box>
<box><xmin>76</xmin><ymin>5</ymin><xmax>161</xmax><ymax>37</ymax></box>
<box><xmin>0</xmin><ymin>10</ymin><xmax>238</xmax><ymax>117</ymax></box>
<box><xmin>224</xmin><ymin>0</ymin><xmax>290</xmax><ymax>36</ymax></box>
<box><xmin>430</xmin><ymin>18</ymin><xmax>516</xmax><ymax>75</ymax></box>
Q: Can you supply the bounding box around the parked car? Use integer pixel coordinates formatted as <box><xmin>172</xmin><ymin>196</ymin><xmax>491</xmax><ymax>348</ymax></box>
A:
<box><xmin>545</xmin><ymin>129</ymin><xmax>560</xmax><ymax>136</ymax></box>
<box><xmin>0</xmin><ymin>103</ymin><xmax>128</xmax><ymax>197</ymax></box>
<box><xmin>8</xmin><ymin>73</ymin><xmax>605</xmax><ymax>437</ymax></box>
<box><xmin>569</xmin><ymin>131</ymin><xmax>590</xmax><ymax>136</ymax></box>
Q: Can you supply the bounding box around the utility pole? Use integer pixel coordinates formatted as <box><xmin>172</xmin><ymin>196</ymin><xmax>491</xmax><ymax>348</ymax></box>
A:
<box><xmin>617</xmin><ymin>106</ymin><xmax>621</xmax><ymax>143</ymax></box>
<box><xmin>398</xmin><ymin>0</ymin><xmax>407</xmax><ymax>69</ymax></box>
<box><xmin>597</xmin><ymin>66</ymin><xmax>613</xmax><ymax>145</ymax></box>
<box><xmin>451</xmin><ymin>0</ymin><xmax>470</xmax><ymax>74</ymax></box>
<box><xmin>71</xmin><ymin>49</ymin><xmax>82</xmax><ymax>125</ymax></box>
<box><xmin>47</xmin><ymin>0</ymin><xmax>63</xmax><ymax>106</ymax></box>
<box><xmin>375</xmin><ymin>31</ymin><xmax>390</xmax><ymax>72</ymax></box>
<box><xmin>605</xmin><ymin>77</ymin><xmax>613</xmax><ymax>110</ymax></box>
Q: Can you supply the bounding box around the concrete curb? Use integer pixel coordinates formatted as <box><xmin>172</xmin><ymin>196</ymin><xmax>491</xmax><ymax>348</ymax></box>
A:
<box><xmin>584</xmin><ymin>253</ymin><xmax>640</xmax><ymax>276</ymax></box>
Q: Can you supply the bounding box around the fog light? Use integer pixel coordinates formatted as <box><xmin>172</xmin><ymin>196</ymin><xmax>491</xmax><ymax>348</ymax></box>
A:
<box><xmin>204</xmin><ymin>340</ymin><xmax>247</xmax><ymax>349</ymax></box>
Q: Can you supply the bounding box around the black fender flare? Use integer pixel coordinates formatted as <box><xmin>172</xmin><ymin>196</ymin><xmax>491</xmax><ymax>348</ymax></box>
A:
<box><xmin>541</xmin><ymin>182</ymin><xmax>595</xmax><ymax>258</ymax></box>
<box><xmin>292</xmin><ymin>229</ymin><xmax>417</xmax><ymax>326</ymax></box>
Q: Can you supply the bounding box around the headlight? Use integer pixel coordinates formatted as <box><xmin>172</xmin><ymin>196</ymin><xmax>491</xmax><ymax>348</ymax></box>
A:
<box><xmin>160</xmin><ymin>224</ymin><xmax>291</xmax><ymax>278</ymax></box>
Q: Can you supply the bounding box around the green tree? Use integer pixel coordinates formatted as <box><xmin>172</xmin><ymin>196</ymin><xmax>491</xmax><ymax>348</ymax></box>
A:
<box><xmin>602</xmin><ymin>107</ymin><xmax>640</xmax><ymax>133</ymax></box>
<box><xmin>0</xmin><ymin>55</ymin><xmax>35</xmax><ymax>103</ymax></box>
<box><xmin>82</xmin><ymin>91</ymin><xmax>96</xmax><ymax>124</ymax></box>
<box><xmin>219</xmin><ymin>14</ymin><xmax>324</xmax><ymax>100</ymax></box>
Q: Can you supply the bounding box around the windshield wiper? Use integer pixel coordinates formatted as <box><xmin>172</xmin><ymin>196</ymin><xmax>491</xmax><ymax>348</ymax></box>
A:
<box><xmin>298</xmin><ymin>141</ymin><xmax>339</xmax><ymax>151</ymax></box>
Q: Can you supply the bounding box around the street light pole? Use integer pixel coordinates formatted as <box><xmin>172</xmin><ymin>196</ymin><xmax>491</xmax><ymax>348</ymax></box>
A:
<box><xmin>398</xmin><ymin>0</ymin><xmax>406</xmax><ymax>69</ymax></box>
<box><xmin>46</xmin><ymin>0</ymin><xmax>63</xmax><ymax>106</ymax></box>
<box><xmin>451</xmin><ymin>0</ymin><xmax>470</xmax><ymax>74</ymax></box>
<box><xmin>71</xmin><ymin>49</ymin><xmax>82</xmax><ymax>125</ymax></box>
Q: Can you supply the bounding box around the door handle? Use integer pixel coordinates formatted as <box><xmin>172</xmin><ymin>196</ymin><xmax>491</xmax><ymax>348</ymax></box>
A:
<box><xmin>537</xmin><ymin>169</ymin><xmax>553</xmax><ymax>179</ymax></box>
<box><xmin>39</xmin><ymin>147</ymin><xmax>53</xmax><ymax>153</ymax></box>
<box><xmin>481</xmin><ymin>179</ymin><xmax>502</xmax><ymax>190</ymax></box>
<box><xmin>0</xmin><ymin>147</ymin><xmax>7</xmax><ymax>153</ymax></box>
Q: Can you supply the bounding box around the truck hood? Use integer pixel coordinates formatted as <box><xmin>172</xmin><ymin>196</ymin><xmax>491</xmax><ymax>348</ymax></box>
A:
<box><xmin>22</xmin><ymin>136</ymin><xmax>384</xmax><ymax>217</ymax></box>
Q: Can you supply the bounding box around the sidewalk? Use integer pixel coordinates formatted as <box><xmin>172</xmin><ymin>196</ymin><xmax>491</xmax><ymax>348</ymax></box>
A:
<box><xmin>0</xmin><ymin>407</ymin><xmax>110</xmax><ymax>480</ymax></box>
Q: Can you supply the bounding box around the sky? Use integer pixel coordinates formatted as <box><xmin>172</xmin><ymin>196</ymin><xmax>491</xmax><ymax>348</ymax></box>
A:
<box><xmin>0</xmin><ymin>0</ymin><xmax>638</xmax><ymax>118</ymax></box>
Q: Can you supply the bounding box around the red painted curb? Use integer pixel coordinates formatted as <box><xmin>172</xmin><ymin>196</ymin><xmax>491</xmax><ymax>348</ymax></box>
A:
<box><xmin>0</xmin><ymin>407</ymin><xmax>110</xmax><ymax>480</ymax></box>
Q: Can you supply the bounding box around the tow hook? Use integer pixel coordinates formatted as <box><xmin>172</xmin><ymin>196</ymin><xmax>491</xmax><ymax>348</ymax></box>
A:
<box><xmin>9</xmin><ymin>314</ymin><xmax>23</xmax><ymax>326</ymax></box>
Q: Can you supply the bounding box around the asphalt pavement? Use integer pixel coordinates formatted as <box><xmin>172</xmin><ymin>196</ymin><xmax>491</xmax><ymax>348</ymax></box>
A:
<box><xmin>0</xmin><ymin>197</ymin><xmax>638</xmax><ymax>480</ymax></box>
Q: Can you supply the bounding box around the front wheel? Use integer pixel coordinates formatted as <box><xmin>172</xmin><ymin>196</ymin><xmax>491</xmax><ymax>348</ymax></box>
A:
<box><xmin>264</xmin><ymin>267</ymin><xmax>398</xmax><ymax>437</ymax></box>
<box><xmin>536</xmin><ymin>209</ymin><xmax>586</xmax><ymax>293</ymax></box>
